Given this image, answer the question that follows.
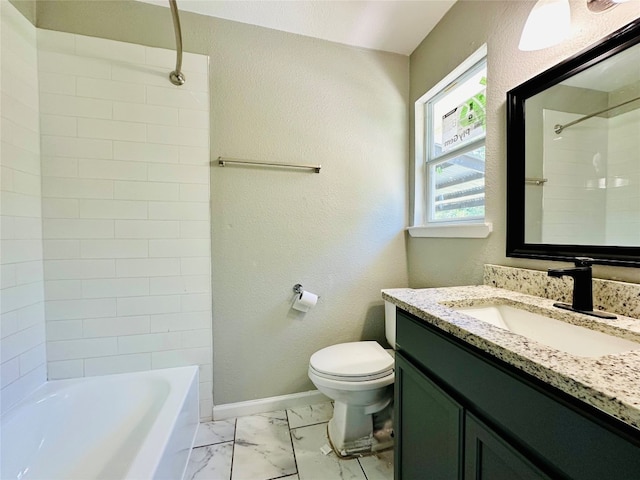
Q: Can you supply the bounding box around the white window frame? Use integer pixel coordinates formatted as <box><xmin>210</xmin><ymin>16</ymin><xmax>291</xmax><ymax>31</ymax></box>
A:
<box><xmin>410</xmin><ymin>45</ymin><xmax>492</xmax><ymax>239</ymax></box>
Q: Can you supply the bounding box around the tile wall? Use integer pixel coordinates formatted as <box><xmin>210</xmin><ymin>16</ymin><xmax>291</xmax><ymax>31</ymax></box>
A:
<box><xmin>1</xmin><ymin>0</ymin><xmax>47</xmax><ymax>414</ymax></box>
<box><xmin>36</xmin><ymin>29</ymin><xmax>213</xmax><ymax>419</ymax></box>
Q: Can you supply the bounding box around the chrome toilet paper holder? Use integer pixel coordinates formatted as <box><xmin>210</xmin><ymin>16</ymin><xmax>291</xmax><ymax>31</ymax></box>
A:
<box><xmin>293</xmin><ymin>284</ymin><xmax>304</xmax><ymax>296</ymax></box>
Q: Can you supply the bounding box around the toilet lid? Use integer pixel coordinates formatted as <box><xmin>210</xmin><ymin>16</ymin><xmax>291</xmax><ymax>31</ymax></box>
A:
<box><xmin>310</xmin><ymin>342</ymin><xmax>394</xmax><ymax>379</ymax></box>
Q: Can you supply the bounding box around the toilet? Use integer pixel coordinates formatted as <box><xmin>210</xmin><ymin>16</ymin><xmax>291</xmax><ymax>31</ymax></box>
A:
<box><xmin>308</xmin><ymin>301</ymin><xmax>396</xmax><ymax>457</ymax></box>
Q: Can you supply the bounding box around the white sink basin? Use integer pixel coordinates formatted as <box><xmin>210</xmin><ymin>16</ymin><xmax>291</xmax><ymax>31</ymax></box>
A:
<box><xmin>455</xmin><ymin>304</ymin><xmax>640</xmax><ymax>358</ymax></box>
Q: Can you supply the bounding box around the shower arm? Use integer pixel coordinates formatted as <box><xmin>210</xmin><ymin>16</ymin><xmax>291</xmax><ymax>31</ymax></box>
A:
<box><xmin>169</xmin><ymin>0</ymin><xmax>185</xmax><ymax>86</ymax></box>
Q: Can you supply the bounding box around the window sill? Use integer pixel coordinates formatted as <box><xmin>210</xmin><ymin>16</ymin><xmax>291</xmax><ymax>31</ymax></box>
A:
<box><xmin>408</xmin><ymin>222</ymin><xmax>492</xmax><ymax>239</ymax></box>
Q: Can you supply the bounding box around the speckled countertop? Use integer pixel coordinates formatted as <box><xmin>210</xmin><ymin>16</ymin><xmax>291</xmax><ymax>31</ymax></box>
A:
<box><xmin>382</xmin><ymin>285</ymin><xmax>640</xmax><ymax>431</ymax></box>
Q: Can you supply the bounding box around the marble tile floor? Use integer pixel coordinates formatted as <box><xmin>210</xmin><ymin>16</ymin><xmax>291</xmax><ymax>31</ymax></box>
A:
<box><xmin>185</xmin><ymin>402</ymin><xmax>394</xmax><ymax>480</ymax></box>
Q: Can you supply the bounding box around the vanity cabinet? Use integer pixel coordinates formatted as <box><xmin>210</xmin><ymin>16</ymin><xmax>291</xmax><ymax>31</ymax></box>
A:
<box><xmin>394</xmin><ymin>309</ymin><xmax>640</xmax><ymax>480</ymax></box>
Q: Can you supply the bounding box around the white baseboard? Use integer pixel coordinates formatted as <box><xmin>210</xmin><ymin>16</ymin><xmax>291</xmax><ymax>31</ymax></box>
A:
<box><xmin>212</xmin><ymin>389</ymin><xmax>329</xmax><ymax>420</ymax></box>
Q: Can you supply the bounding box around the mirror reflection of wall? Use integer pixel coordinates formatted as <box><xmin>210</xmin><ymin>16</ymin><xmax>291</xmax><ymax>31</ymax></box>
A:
<box><xmin>524</xmin><ymin>42</ymin><xmax>640</xmax><ymax>247</ymax></box>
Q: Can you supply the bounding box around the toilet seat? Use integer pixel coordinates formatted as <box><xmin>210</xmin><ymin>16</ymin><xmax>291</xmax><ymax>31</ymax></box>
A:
<box><xmin>309</xmin><ymin>341</ymin><xmax>394</xmax><ymax>382</ymax></box>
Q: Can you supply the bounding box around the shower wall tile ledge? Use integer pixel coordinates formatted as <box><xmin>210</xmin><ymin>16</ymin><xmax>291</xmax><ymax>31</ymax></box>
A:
<box><xmin>484</xmin><ymin>264</ymin><xmax>640</xmax><ymax>319</ymax></box>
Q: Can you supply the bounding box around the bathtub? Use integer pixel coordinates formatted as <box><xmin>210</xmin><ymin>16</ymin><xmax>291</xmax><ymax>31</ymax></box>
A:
<box><xmin>1</xmin><ymin>366</ymin><xmax>199</xmax><ymax>480</ymax></box>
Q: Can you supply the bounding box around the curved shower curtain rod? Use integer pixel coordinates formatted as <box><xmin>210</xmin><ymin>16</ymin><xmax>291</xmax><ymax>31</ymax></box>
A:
<box><xmin>169</xmin><ymin>0</ymin><xmax>185</xmax><ymax>86</ymax></box>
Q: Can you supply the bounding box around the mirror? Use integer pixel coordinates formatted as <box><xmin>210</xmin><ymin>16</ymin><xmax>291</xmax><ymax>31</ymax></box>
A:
<box><xmin>507</xmin><ymin>19</ymin><xmax>640</xmax><ymax>267</ymax></box>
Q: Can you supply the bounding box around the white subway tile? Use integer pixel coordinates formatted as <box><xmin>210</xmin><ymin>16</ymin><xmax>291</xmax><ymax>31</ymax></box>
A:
<box><xmin>181</xmin><ymin>293</ymin><xmax>211</xmax><ymax>313</ymax></box>
<box><xmin>151</xmin><ymin>346</ymin><xmax>211</xmax><ymax>369</ymax></box>
<box><xmin>84</xmin><ymin>353</ymin><xmax>151</xmax><ymax>376</ymax></box>
<box><xmin>117</xmin><ymin>295</ymin><xmax>181</xmax><ymax>316</ymax></box>
<box><xmin>83</xmin><ymin>315</ymin><xmax>150</xmax><ymax>338</ymax></box>
<box><xmin>150</xmin><ymin>275</ymin><xmax>210</xmax><ymax>295</ymax></box>
<box><xmin>41</xmin><ymin>157</ymin><xmax>79</xmax><ymax>178</ymax></box>
<box><xmin>2</xmin><ymin>92</ymin><xmax>39</xmax><ymax>133</ymax></box>
<box><xmin>38</xmin><ymin>50</ymin><xmax>112</xmax><ymax>78</ymax></box>
<box><xmin>47</xmin><ymin>320</ymin><xmax>83</xmax><ymax>341</ymax></box>
<box><xmin>36</xmin><ymin>29</ymin><xmax>75</xmax><ymax>53</ymax></box>
<box><xmin>80</xmin><ymin>239</ymin><xmax>148</xmax><ymax>259</ymax></box>
<box><xmin>41</xmin><ymin>136</ymin><xmax>112</xmax><ymax>160</ymax></box>
<box><xmin>46</xmin><ymin>298</ymin><xmax>116</xmax><ymax>321</ymax></box>
<box><xmin>82</xmin><ymin>278</ymin><xmax>149</xmax><ymax>299</ymax></box>
<box><xmin>149</xmin><ymin>311</ymin><xmax>210</xmax><ymax>333</ymax></box>
<box><xmin>47</xmin><ymin>337</ymin><xmax>118</xmax><ymax>361</ymax></box>
<box><xmin>199</xmin><ymin>399</ymin><xmax>213</xmax><ymax>421</ymax></box>
<box><xmin>38</xmin><ymin>72</ymin><xmax>77</xmax><ymax>95</ymax></box>
<box><xmin>180</xmin><ymin>221</ymin><xmax>210</xmax><ymax>239</ymax></box>
<box><xmin>181</xmin><ymin>329</ymin><xmax>212</xmax><ymax>348</ymax></box>
<box><xmin>44</xmin><ymin>259</ymin><xmax>116</xmax><ymax>280</ymax></box>
<box><xmin>16</xmin><ymin>303</ymin><xmax>45</xmax><ymax>331</ymax></box>
<box><xmin>1</xmin><ymin>167</ymin><xmax>14</xmax><ymax>192</ymax></box>
<box><xmin>0</xmin><ymin>191</ymin><xmax>41</xmax><ymax>218</ymax></box>
<box><xmin>0</xmin><ymin>216</ymin><xmax>15</xmax><ymax>240</ymax></box>
<box><xmin>179</xmin><ymin>146</ymin><xmax>209</xmax><ymax>166</ymax></box>
<box><xmin>148</xmin><ymin>202</ymin><xmax>209</xmax><ymax>221</ymax></box>
<box><xmin>0</xmin><ymin>143</ymin><xmax>40</xmax><ymax>175</ymax></box>
<box><xmin>0</xmin><ymin>311</ymin><xmax>19</xmax><ymax>339</ymax></box>
<box><xmin>40</xmin><ymin>114</ymin><xmax>77</xmax><ymax>137</ymax></box>
<box><xmin>117</xmin><ymin>332</ymin><xmax>181</xmax><ymax>354</ymax></box>
<box><xmin>77</xmin><ymin>119</ymin><xmax>147</xmax><ymax>143</ymax></box>
<box><xmin>114</xmin><ymin>181</ymin><xmax>179</xmax><ymax>201</ymax></box>
<box><xmin>42</xmin><ymin>198</ymin><xmax>79</xmax><ymax>219</ymax></box>
<box><xmin>19</xmin><ymin>342</ymin><xmax>46</xmax><ymax>375</ymax></box>
<box><xmin>0</xmin><ymin>283</ymin><xmax>44</xmax><ymax>314</ymax></box>
<box><xmin>146</xmin><ymin>86</ymin><xmax>208</xmax><ymax>111</ymax></box>
<box><xmin>178</xmin><ymin>108</ymin><xmax>209</xmax><ymax>129</ymax></box>
<box><xmin>149</xmin><ymin>239</ymin><xmax>210</xmax><ymax>258</ymax></box>
<box><xmin>78</xmin><ymin>159</ymin><xmax>147</xmax><ymax>181</ymax></box>
<box><xmin>115</xmin><ymin>258</ymin><xmax>180</xmax><ymax>278</ymax></box>
<box><xmin>1</xmin><ymin>357</ymin><xmax>20</xmax><ymax>389</ymax></box>
<box><xmin>43</xmin><ymin>240</ymin><xmax>80</xmax><ymax>260</ymax></box>
<box><xmin>47</xmin><ymin>359</ymin><xmax>84</xmax><ymax>379</ymax></box>
<box><xmin>44</xmin><ymin>280</ymin><xmax>82</xmax><ymax>301</ymax></box>
<box><xmin>75</xmin><ymin>34</ymin><xmax>145</xmax><ymax>64</ymax></box>
<box><xmin>111</xmin><ymin>62</ymin><xmax>170</xmax><ymax>89</ymax></box>
<box><xmin>146</xmin><ymin>48</ymin><xmax>209</xmax><ymax>74</ymax></box>
<box><xmin>43</xmin><ymin>219</ymin><xmax>114</xmax><ymax>239</ymax></box>
<box><xmin>77</xmin><ymin>77</ymin><xmax>145</xmax><ymax>104</ymax></box>
<box><xmin>1</xmin><ymin>265</ymin><xmax>16</xmax><ymax>289</ymax></box>
<box><xmin>12</xmin><ymin>217</ymin><xmax>42</xmax><ymax>240</ymax></box>
<box><xmin>0</xmin><ymin>323</ymin><xmax>45</xmax><ymax>363</ymax></box>
<box><xmin>113</xmin><ymin>102</ymin><xmax>179</xmax><ymax>126</ymax></box>
<box><xmin>115</xmin><ymin>220</ymin><xmax>179</xmax><ymax>239</ymax></box>
<box><xmin>147</xmin><ymin>124</ymin><xmax>208</xmax><ymax>147</ymax></box>
<box><xmin>15</xmin><ymin>261</ymin><xmax>44</xmax><ymax>285</ymax></box>
<box><xmin>1</xmin><ymin>240</ymin><xmax>43</xmax><ymax>264</ymax></box>
<box><xmin>43</xmin><ymin>177</ymin><xmax>113</xmax><ymax>199</ymax></box>
<box><xmin>11</xmin><ymin>170</ymin><xmax>40</xmax><ymax>196</ymax></box>
<box><xmin>39</xmin><ymin>93</ymin><xmax>112</xmax><ymax>119</ymax></box>
<box><xmin>180</xmin><ymin>258</ymin><xmax>211</xmax><ymax>276</ymax></box>
<box><xmin>113</xmin><ymin>141</ymin><xmax>180</xmax><ymax>164</ymax></box>
<box><xmin>79</xmin><ymin>200</ymin><xmax>147</xmax><ymax>219</ymax></box>
<box><xmin>2</xmin><ymin>118</ymin><xmax>40</xmax><ymax>153</ymax></box>
<box><xmin>179</xmin><ymin>184</ymin><xmax>209</xmax><ymax>201</ymax></box>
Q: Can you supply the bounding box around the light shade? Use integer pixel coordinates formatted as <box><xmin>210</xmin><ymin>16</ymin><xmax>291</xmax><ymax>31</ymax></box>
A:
<box><xmin>519</xmin><ymin>0</ymin><xmax>571</xmax><ymax>51</ymax></box>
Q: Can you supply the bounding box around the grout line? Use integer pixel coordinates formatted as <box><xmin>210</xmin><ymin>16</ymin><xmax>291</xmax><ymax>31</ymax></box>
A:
<box><xmin>228</xmin><ymin>418</ymin><xmax>237</xmax><ymax>480</ymax></box>
<box><xmin>285</xmin><ymin>409</ymin><xmax>300</xmax><ymax>479</ymax></box>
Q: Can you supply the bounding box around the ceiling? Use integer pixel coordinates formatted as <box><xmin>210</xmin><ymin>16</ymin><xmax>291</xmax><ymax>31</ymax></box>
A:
<box><xmin>137</xmin><ymin>0</ymin><xmax>457</xmax><ymax>55</ymax></box>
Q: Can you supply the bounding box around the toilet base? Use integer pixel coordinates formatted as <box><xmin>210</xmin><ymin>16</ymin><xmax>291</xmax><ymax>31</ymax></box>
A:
<box><xmin>327</xmin><ymin>399</ymin><xmax>394</xmax><ymax>457</ymax></box>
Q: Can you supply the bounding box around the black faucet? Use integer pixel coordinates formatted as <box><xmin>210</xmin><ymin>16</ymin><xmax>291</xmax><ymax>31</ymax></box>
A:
<box><xmin>547</xmin><ymin>258</ymin><xmax>616</xmax><ymax>319</ymax></box>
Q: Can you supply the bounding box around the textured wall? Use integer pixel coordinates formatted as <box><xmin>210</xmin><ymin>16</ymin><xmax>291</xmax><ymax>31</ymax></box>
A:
<box><xmin>34</xmin><ymin>1</ymin><xmax>410</xmax><ymax>405</ymax></box>
<box><xmin>0</xmin><ymin>0</ymin><xmax>47</xmax><ymax>414</ymax></box>
<box><xmin>408</xmin><ymin>0</ymin><xmax>640</xmax><ymax>287</ymax></box>
<box><xmin>36</xmin><ymin>29</ymin><xmax>213</xmax><ymax>419</ymax></box>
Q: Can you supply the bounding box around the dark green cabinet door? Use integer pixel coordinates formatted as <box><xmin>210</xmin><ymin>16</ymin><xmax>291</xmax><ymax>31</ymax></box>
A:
<box><xmin>464</xmin><ymin>414</ymin><xmax>550</xmax><ymax>480</ymax></box>
<box><xmin>395</xmin><ymin>353</ymin><xmax>463</xmax><ymax>480</ymax></box>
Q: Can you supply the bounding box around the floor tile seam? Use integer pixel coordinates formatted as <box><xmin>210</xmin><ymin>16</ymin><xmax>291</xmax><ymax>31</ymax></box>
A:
<box><xmin>193</xmin><ymin>438</ymin><xmax>234</xmax><ymax>448</ymax></box>
<box><xmin>284</xmin><ymin>409</ymin><xmax>301</xmax><ymax>479</ymax></box>
<box><xmin>289</xmin><ymin>420</ymin><xmax>330</xmax><ymax>431</ymax></box>
<box><xmin>228</xmin><ymin>418</ymin><xmax>238</xmax><ymax>480</ymax></box>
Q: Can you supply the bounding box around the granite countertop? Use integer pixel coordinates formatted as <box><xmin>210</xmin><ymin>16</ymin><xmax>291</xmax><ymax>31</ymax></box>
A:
<box><xmin>382</xmin><ymin>285</ymin><xmax>640</xmax><ymax>430</ymax></box>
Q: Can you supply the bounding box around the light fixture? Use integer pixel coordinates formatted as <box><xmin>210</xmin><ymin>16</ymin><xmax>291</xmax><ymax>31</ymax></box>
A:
<box><xmin>587</xmin><ymin>0</ymin><xmax>628</xmax><ymax>13</ymax></box>
<box><xmin>519</xmin><ymin>0</ymin><xmax>571</xmax><ymax>51</ymax></box>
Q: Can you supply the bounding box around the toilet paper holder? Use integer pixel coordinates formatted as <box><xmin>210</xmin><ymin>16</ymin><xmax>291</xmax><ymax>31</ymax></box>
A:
<box><xmin>293</xmin><ymin>284</ymin><xmax>304</xmax><ymax>295</ymax></box>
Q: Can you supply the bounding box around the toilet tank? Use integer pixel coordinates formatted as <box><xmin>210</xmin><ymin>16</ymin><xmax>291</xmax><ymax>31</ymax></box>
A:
<box><xmin>384</xmin><ymin>300</ymin><xmax>396</xmax><ymax>349</ymax></box>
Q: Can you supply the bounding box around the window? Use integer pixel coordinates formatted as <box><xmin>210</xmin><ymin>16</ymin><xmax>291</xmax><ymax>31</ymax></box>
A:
<box><xmin>411</xmin><ymin>46</ymin><xmax>491</xmax><ymax>238</ymax></box>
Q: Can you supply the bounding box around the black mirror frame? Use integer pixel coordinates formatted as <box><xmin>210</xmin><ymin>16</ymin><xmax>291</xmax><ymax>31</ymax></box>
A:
<box><xmin>506</xmin><ymin>19</ymin><xmax>640</xmax><ymax>267</ymax></box>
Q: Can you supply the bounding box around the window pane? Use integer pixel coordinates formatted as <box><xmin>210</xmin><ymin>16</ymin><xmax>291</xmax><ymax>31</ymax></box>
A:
<box><xmin>430</xmin><ymin>146</ymin><xmax>485</xmax><ymax>221</ymax></box>
<box><xmin>432</xmin><ymin>66</ymin><xmax>486</xmax><ymax>157</ymax></box>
